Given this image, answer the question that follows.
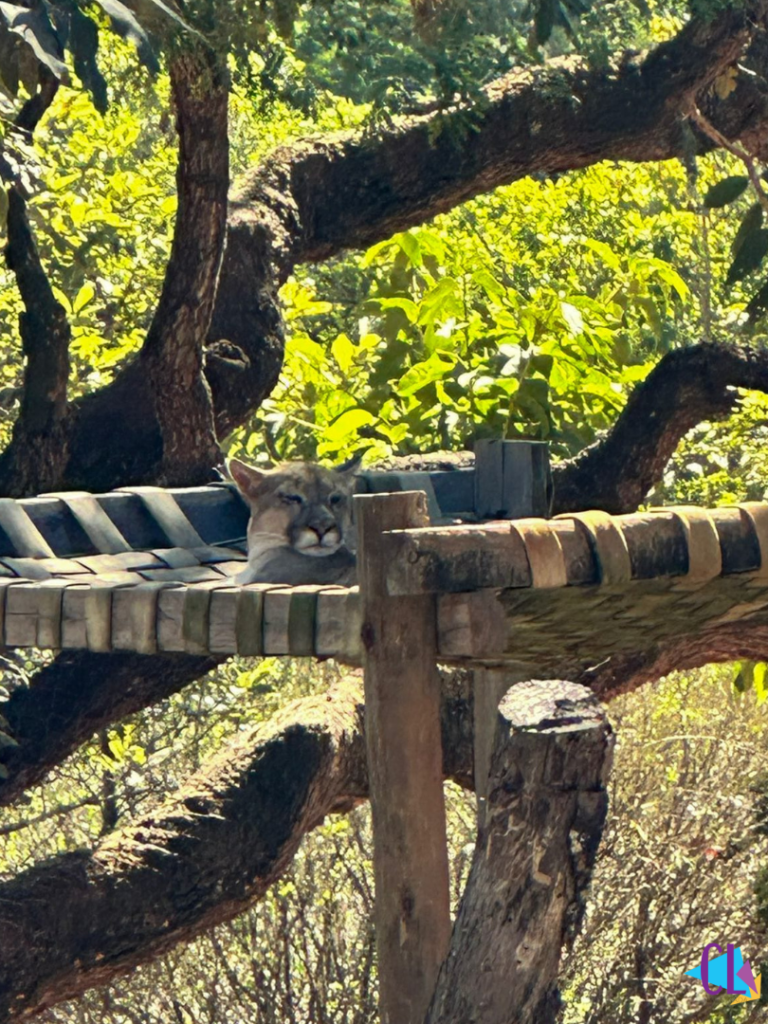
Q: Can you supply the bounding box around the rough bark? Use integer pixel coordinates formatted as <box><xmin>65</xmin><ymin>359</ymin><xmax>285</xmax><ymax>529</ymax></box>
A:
<box><xmin>0</xmin><ymin>651</ymin><xmax>221</xmax><ymax>807</ymax></box>
<box><xmin>426</xmin><ymin>681</ymin><xmax>612</xmax><ymax>1024</ymax></box>
<box><xmin>6</xmin><ymin>3</ymin><xmax>767</xmax><ymax>490</ymax></box>
<box><xmin>0</xmin><ymin>673</ymin><xmax>476</xmax><ymax>1022</ymax></box>
<box><xmin>551</xmin><ymin>342</ymin><xmax>768</xmax><ymax>515</ymax></box>
<box><xmin>0</xmin><ymin>187</ymin><xmax>72</xmax><ymax>495</ymax></box>
<box><xmin>134</xmin><ymin>45</ymin><xmax>228</xmax><ymax>485</ymax></box>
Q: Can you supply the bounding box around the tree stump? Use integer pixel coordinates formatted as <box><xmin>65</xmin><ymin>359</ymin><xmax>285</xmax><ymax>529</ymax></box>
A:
<box><xmin>427</xmin><ymin>679</ymin><xmax>613</xmax><ymax>1024</ymax></box>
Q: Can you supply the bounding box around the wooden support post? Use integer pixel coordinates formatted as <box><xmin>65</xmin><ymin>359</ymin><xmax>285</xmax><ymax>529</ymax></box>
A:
<box><xmin>356</xmin><ymin>491</ymin><xmax>452</xmax><ymax>1024</ymax></box>
<box><xmin>474</xmin><ymin>439</ymin><xmax>551</xmax><ymax>519</ymax></box>
<box><xmin>427</xmin><ymin>680</ymin><xmax>613</xmax><ymax>1024</ymax></box>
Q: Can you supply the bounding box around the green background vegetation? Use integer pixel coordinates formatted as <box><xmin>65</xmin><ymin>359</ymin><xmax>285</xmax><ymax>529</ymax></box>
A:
<box><xmin>1</xmin><ymin>3</ymin><xmax>768</xmax><ymax>1021</ymax></box>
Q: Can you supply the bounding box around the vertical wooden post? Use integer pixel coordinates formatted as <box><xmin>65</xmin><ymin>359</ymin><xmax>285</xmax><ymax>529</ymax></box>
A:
<box><xmin>356</xmin><ymin>491</ymin><xmax>451</xmax><ymax>1024</ymax></box>
<box><xmin>474</xmin><ymin>439</ymin><xmax>551</xmax><ymax>519</ymax></box>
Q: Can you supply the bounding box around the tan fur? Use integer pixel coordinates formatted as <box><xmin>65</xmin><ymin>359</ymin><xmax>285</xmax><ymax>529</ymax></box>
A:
<box><xmin>228</xmin><ymin>458</ymin><xmax>359</xmax><ymax>585</ymax></box>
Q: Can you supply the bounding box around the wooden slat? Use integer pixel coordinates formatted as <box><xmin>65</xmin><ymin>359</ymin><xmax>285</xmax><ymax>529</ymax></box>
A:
<box><xmin>315</xmin><ymin>587</ymin><xmax>361</xmax><ymax>661</ymax></box>
<box><xmin>0</xmin><ymin>499</ymin><xmax>56</xmax><ymax>558</ymax></box>
<box><xmin>75</xmin><ymin>552</ymin><xmax>164</xmax><ymax>573</ymax></box>
<box><xmin>4</xmin><ymin>582</ymin><xmax>40</xmax><ymax>646</ymax></box>
<box><xmin>0</xmin><ymin>556</ymin><xmax>90</xmax><ymax>579</ymax></box>
<box><xmin>112</xmin><ymin>583</ymin><xmax>181</xmax><ymax>654</ymax></box>
<box><xmin>138</xmin><ymin>566</ymin><xmax>224</xmax><ymax>583</ymax></box>
<box><xmin>119</xmin><ymin>487</ymin><xmax>205</xmax><ymax>548</ymax></box>
<box><xmin>356</xmin><ymin>491</ymin><xmax>451</xmax><ymax>1024</ymax></box>
<box><xmin>235</xmin><ymin>585</ymin><xmax>283</xmax><ymax>656</ymax></box>
<box><xmin>42</xmin><ymin>492</ymin><xmax>132</xmax><ymax>553</ymax></box>
<box><xmin>208</xmin><ymin>587</ymin><xmax>240</xmax><ymax>653</ymax></box>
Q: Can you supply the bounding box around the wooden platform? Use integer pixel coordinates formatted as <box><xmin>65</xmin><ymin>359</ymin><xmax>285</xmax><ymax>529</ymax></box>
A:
<box><xmin>0</xmin><ymin>484</ymin><xmax>764</xmax><ymax>661</ymax></box>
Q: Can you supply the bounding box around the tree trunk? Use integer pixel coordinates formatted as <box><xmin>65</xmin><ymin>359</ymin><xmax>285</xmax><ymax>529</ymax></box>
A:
<box><xmin>426</xmin><ymin>680</ymin><xmax>612</xmax><ymax>1024</ymax></box>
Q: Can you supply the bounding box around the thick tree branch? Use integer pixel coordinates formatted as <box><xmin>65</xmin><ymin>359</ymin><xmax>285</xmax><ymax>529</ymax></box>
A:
<box><xmin>137</xmin><ymin>45</ymin><xmax>229</xmax><ymax>485</ymax></box>
<box><xmin>0</xmin><ymin>187</ymin><xmax>72</xmax><ymax>495</ymax></box>
<box><xmin>10</xmin><ymin>2</ymin><xmax>763</xmax><ymax>491</ymax></box>
<box><xmin>0</xmin><ymin>651</ymin><xmax>220</xmax><ymax>808</ymax></box>
<box><xmin>0</xmin><ymin>674</ymin><xmax>475</xmax><ymax>1021</ymax></box>
<box><xmin>551</xmin><ymin>342</ymin><xmax>768</xmax><ymax>515</ymax></box>
<box><xmin>203</xmin><ymin>1</ymin><xmax>768</xmax><ymax>436</ymax></box>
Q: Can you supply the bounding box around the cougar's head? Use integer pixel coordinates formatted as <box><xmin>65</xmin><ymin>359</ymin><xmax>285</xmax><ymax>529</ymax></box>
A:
<box><xmin>228</xmin><ymin>458</ymin><xmax>360</xmax><ymax>558</ymax></box>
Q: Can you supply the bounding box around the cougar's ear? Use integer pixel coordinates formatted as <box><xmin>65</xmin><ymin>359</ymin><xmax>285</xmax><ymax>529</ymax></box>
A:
<box><xmin>335</xmin><ymin>453</ymin><xmax>363</xmax><ymax>477</ymax></box>
<box><xmin>228</xmin><ymin>458</ymin><xmax>268</xmax><ymax>499</ymax></box>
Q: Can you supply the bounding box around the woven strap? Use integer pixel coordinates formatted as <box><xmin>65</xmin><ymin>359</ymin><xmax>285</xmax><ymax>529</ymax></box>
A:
<box><xmin>0</xmin><ymin>499</ymin><xmax>55</xmax><ymax>558</ymax></box>
<box><xmin>555</xmin><ymin>510</ymin><xmax>632</xmax><ymax>585</ymax></box>
<box><xmin>119</xmin><ymin>487</ymin><xmax>204</xmax><ymax>548</ymax></box>
<box><xmin>509</xmin><ymin>519</ymin><xmax>567</xmax><ymax>588</ymax></box>
<box><xmin>44</xmin><ymin>491</ymin><xmax>131</xmax><ymax>554</ymax></box>
<box><xmin>731</xmin><ymin>502</ymin><xmax>768</xmax><ymax>579</ymax></box>
<box><xmin>650</xmin><ymin>506</ymin><xmax>722</xmax><ymax>582</ymax></box>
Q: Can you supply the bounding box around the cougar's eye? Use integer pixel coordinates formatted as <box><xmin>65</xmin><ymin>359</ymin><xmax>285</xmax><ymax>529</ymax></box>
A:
<box><xmin>329</xmin><ymin>493</ymin><xmax>344</xmax><ymax>506</ymax></box>
<box><xmin>280</xmin><ymin>492</ymin><xmax>304</xmax><ymax>505</ymax></box>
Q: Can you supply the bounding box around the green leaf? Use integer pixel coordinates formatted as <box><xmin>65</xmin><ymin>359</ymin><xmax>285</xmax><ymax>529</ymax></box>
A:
<box><xmin>395</xmin><ymin>353</ymin><xmax>456</xmax><ymax>397</ymax></box>
<box><xmin>324</xmin><ymin>407</ymin><xmax>374</xmax><ymax>442</ymax></box>
<box><xmin>636</xmin><ymin>296</ymin><xmax>662</xmax><ymax>340</ymax></box>
<box><xmin>726</xmin><ymin>228</ymin><xmax>768</xmax><ymax>286</ymax></box>
<box><xmin>732</xmin><ymin>202</ymin><xmax>763</xmax><ymax>257</ymax></box>
<box><xmin>73</xmin><ymin>282</ymin><xmax>96</xmax><ymax>313</ymax></box>
<box><xmin>703</xmin><ymin>175</ymin><xmax>749</xmax><ymax>209</ymax></box>
<box><xmin>755</xmin><ymin>662</ymin><xmax>768</xmax><ymax>706</ymax></box>
<box><xmin>734</xmin><ymin>661</ymin><xmax>754</xmax><ymax>693</ymax></box>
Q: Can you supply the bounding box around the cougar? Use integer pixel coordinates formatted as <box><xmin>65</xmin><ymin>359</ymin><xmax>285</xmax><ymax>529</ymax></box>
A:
<box><xmin>228</xmin><ymin>458</ymin><xmax>360</xmax><ymax>585</ymax></box>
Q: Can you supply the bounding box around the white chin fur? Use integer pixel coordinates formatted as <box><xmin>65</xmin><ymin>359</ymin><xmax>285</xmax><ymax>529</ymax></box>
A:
<box><xmin>297</xmin><ymin>543</ymin><xmax>342</xmax><ymax>557</ymax></box>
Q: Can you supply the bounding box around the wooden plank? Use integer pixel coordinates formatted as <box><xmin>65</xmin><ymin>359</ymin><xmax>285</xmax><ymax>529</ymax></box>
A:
<box><xmin>4</xmin><ymin>582</ymin><xmax>40</xmax><ymax>646</ymax></box>
<box><xmin>235</xmin><ymin>585</ymin><xmax>277</xmax><ymax>656</ymax></box>
<box><xmin>138</xmin><ymin>566</ymin><xmax>224</xmax><ymax>583</ymax></box>
<box><xmin>356</xmin><ymin>491</ymin><xmax>451</xmax><ymax>1024</ymax></box>
<box><xmin>150</xmin><ymin>548</ymin><xmax>202</xmax><ymax>569</ymax></box>
<box><xmin>112</xmin><ymin>583</ymin><xmax>181</xmax><ymax>654</ymax></box>
<box><xmin>315</xmin><ymin>586</ymin><xmax>361</xmax><ymax>662</ymax></box>
<box><xmin>263</xmin><ymin>586</ymin><xmax>306</xmax><ymax>654</ymax></box>
<box><xmin>209</xmin><ymin>587</ymin><xmax>240</xmax><ymax>653</ymax></box>
<box><xmin>75</xmin><ymin>552</ymin><xmax>164</xmax><ymax>574</ymax></box>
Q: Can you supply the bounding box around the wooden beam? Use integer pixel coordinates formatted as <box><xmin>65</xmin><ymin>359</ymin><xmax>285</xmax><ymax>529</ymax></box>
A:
<box><xmin>356</xmin><ymin>492</ymin><xmax>451</xmax><ymax>1024</ymax></box>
